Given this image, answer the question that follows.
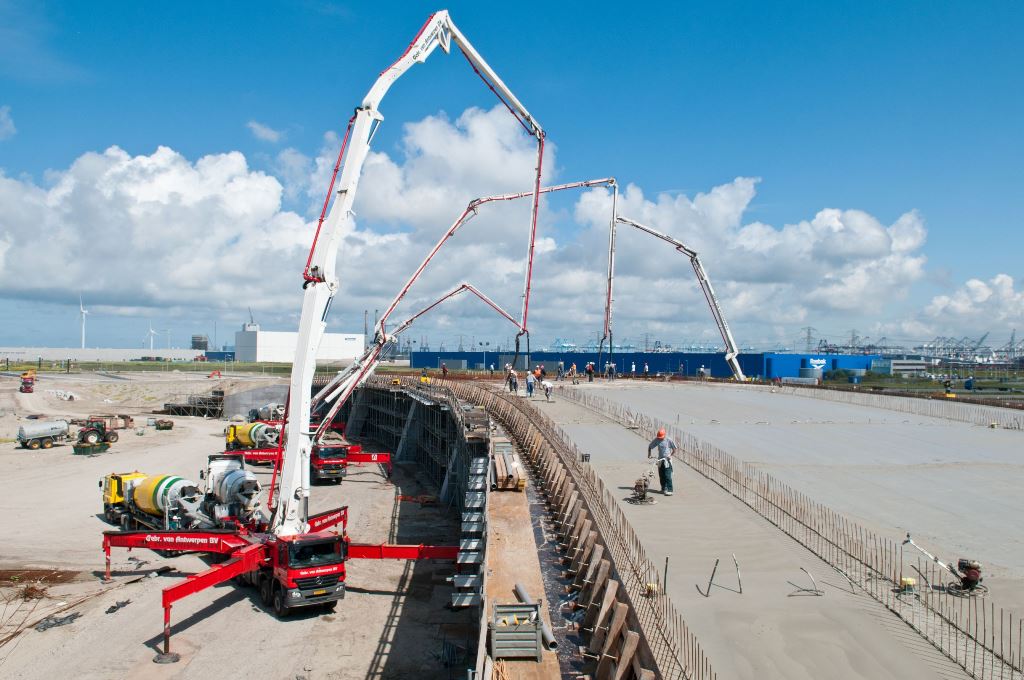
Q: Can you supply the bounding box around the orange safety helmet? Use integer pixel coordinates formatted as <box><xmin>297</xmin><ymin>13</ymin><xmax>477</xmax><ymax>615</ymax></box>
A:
<box><xmin>656</xmin><ymin>428</ymin><xmax>666</xmax><ymax>438</ymax></box>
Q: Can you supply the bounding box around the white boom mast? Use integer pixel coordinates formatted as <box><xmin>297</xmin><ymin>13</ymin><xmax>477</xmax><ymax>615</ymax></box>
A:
<box><xmin>274</xmin><ymin>11</ymin><xmax>543</xmax><ymax>536</ymax></box>
<box><xmin>614</xmin><ymin>216</ymin><xmax>746</xmax><ymax>381</ymax></box>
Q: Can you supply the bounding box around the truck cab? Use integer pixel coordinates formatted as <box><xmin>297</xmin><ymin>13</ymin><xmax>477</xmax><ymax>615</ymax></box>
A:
<box><xmin>310</xmin><ymin>438</ymin><xmax>362</xmax><ymax>484</ymax></box>
<box><xmin>257</xmin><ymin>532</ymin><xmax>347</xmax><ymax>617</ymax></box>
<box><xmin>100</xmin><ymin>472</ymin><xmax>148</xmax><ymax>523</ymax></box>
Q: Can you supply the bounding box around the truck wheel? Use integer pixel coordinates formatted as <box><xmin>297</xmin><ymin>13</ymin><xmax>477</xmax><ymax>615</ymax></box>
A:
<box><xmin>28</xmin><ymin>439</ymin><xmax>41</xmax><ymax>450</ymax></box>
<box><xmin>106</xmin><ymin>431</ymin><xmax>119</xmax><ymax>443</ymax></box>
<box><xmin>41</xmin><ymin>438</ymin><xmax>54</xmax><ymax>449</ymax></box>
<box><xmin>82</xmin><ymin>431</ymin><xmax>100</xmax><ymax>444</ymax></box>
<box><xmin>272</xmin><ymin>586</ymin><xmax>291</xmax><ymax>618</ymax></box>
<box><xmin>120</xmin><ymin>514</ymin><xmax>132</xmax><ymax>531</ymax></box>
<box><xmin>259</xmin><ymin>576</ymin><xmax>273</xmax><ymax>607</ymax></box>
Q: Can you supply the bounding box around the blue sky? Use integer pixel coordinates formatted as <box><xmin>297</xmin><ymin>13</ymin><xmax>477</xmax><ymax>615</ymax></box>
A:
<box><xmin>1</xmin><ymin>1</ymin><xmax>1022</xmax><ymax>352</ymax></box>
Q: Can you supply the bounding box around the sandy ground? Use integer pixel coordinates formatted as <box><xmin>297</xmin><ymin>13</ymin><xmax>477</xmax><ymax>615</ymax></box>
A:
<box><xmin>536</xmin><ymin>393</ymin><xmax>969</xmax><ymax>680</ymax></box>
<box><xmin>0</xmin><ymin>373</ymin><xmax>468</xmax><ymax>680</ymax></box>
<box><xmin>563</xmin><ymin>380</ymin><xmax>1024</xmax><ymax>616</ymax></box>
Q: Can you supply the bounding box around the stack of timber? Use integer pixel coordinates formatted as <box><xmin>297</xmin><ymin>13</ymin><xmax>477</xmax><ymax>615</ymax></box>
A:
<box><xmin>489</xmin><ymin>435</ymin><xmax>526</xmax><ymax>491</ymax></box>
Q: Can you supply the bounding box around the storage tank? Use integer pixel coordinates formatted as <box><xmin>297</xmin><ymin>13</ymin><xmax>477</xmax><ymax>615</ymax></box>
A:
<box><xmin>132</xmin><ymin>475</ymin><xmax>199</xmax><ymax>517</ymax></box>
<box><xmin>17</xmin><ymin>420</ymin><xmax>69</xmax><ymax>441</ymax></box>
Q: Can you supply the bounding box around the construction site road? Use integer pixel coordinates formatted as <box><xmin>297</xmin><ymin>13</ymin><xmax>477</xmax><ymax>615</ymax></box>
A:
<box><xmin>530</xmin><ymin>388</ymin><xmax>971</xmax><ymax>680</ymax></box>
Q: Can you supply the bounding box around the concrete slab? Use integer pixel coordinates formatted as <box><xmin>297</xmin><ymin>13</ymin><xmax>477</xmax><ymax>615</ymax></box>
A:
<box><xmin>541</xmin><ymin>395</ymin><xmax>970</xmax><ymax>680</ymax></box>
<box><xmin>561</xmin><ymin>381</ymin><xmax>1024</xmax><ymax>615</ymax></box>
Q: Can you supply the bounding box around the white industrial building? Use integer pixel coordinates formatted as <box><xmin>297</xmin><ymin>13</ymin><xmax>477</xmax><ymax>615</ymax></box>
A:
<box><xmin>234</xmin><ymin>326</ymin><xmax>364</xmax><ymax>363</ymax></box>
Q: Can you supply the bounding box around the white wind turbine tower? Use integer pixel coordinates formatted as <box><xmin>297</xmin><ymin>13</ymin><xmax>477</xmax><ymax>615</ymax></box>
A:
<box><xmin>147</xmin><ymin>323</ymin><xmax>159</xmax><ymax>351</ymax></box>
<box><xmin>79</xmin><ymin>295</ymin><xmax>89</xmax><ymax>349</ymax></box>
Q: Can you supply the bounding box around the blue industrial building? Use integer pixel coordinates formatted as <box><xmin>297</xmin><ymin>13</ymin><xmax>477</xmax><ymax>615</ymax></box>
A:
<box><xmin>410</xmin><ymin>351</ymin><xmax>880</xmax><ymax>379</ymax></box>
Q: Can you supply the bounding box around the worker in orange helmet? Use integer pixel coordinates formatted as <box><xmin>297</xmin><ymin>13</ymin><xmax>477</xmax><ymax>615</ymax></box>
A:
<box><xmin>647</xmin><ymin>427</ymin><xmax>677</xmax><ymax>496</ymax></box>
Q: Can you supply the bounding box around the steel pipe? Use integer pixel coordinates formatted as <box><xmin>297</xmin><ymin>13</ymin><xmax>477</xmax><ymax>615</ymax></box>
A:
<box><xmin>513</xmin><ymin>582</ymin><xmax>558</xmax><ymax>650</ymax></box>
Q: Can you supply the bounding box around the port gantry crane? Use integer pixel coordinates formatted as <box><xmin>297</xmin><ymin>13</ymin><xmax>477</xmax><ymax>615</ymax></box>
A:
<box><xmin>599</xmin><ymin>216</ymin><xmax>746</xmax><ymax>381</ymax></box>
<box><xmin>101</xmin><ymin>10</ymin><xmax>546</xmax><ymax>662</ymax></box>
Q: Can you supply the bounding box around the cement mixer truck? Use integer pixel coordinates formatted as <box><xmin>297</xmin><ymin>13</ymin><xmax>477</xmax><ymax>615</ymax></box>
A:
<box><xmin>225</xmin><ymin>422</ymin><xmax>282</xmax><ymax>451</ymax></box>
<box><xmin>101</xmin><ymin>454</ymin><xmax>263</xmax><ymax>531</ymax></box>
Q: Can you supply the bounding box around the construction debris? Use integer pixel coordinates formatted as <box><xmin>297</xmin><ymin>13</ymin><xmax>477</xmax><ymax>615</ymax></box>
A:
<box><xmin>34</xmin><ymin>612</ymin><xmax>81</xmax><ymax>632</ymax></box>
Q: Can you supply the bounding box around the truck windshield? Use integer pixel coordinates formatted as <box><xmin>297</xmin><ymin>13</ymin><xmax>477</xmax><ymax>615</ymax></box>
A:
<box><xmin>289</xmin><ymin>540</ymin><xmax>343</xmax><ymax>568</ymax></box>
<box><xmin>316</xmin><ymin>446</ymin><xmax>348</xmax><ymax>460</ymax></box>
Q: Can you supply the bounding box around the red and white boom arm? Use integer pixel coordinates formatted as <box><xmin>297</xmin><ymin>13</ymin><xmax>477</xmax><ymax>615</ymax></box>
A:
<box><xmin>308</xmin><ymin>283</ymin><xmax>522</xmax><ymax>444</ymax></box>
<box><xmin>309</xmin><ymin>178</ymin><xmax>617</xmax><ymax>425</ymax></box>
<box><xmin>276</xmin><ymin>10</ymin><xmax>543</xmax><ymax>537</ymax></box>
<box><xmin>614</xmin><ymin>216</ymin><xmax>746</xmax><ymax>381</ymax></box>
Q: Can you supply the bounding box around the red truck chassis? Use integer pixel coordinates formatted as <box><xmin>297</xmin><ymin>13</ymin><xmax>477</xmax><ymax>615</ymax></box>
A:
<box><xmin>103</xmin><ymin>505</ymin><xmax>457</xmax><ymax>662</ymax></box>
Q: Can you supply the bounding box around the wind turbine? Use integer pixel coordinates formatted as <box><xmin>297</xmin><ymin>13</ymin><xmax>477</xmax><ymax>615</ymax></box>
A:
<box><xmin>147</xmin><ymin>323</ymin><xmax>159</xmax><ymax>351</ymax></box>
<box><xmin>79</xmin><ymin>295</ymin><xmax>89</xmax><ymax>349</ymax></box>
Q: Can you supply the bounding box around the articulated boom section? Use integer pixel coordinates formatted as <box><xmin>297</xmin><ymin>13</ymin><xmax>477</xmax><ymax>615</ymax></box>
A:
<box><xmin>614</xmin><ymin>216</ymin><xmax>746</xmax><ymax>381</ymax></box>
<box><xmin>277</xmin><ymin>10</ymin><xmax>544</xmax><ymax>536</ymax></box>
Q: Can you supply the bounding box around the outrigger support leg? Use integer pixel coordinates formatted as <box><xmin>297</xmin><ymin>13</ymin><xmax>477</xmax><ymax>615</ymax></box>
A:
<box><xmin>153</xmin><ymin>605</ymin><xmax>180</xmax><ymax>664</ymax></box>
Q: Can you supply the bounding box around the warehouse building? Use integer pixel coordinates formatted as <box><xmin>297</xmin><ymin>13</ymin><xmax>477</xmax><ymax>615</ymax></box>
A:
<box><xmin>410</xmin><ymin>350</ymin><xmax>881</xmax><ymax>380</ymax></box>
<box><xmin>234</xmin><ymin>326</ymin><xmax>364</xmax><ymax>363</ymax></box>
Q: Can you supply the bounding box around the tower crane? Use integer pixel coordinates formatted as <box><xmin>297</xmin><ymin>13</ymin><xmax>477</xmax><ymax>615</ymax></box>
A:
<box><xmin>606</xmin><ymin>216</ymin><xmax>746</xmax><ymax>381</ymax></box>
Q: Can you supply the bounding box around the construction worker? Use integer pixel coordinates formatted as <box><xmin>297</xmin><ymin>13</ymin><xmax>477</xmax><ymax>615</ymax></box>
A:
<box><xmin>647</xmin><ymin>428</ymin><xmax>677</xmax><ymax>496</ymax></box>
<box><xmin>586</xmin><ymin>363</ymin><xmax>594</xmax><ymax>382</ymax></box>
<box><xmin>542</xmin><ymin>379</ymin><xmax>553</xmax><ymax>401</ymax></box>
<box><xmin>507</xmin><ymin>368</ymin><xmax>518</xmax><ymax>393</ymax></box>
<box><xmin>441</xmin><ymin>362</ymin><xmax>448</xmax><ymax>378</ymax></box>
<box><xmin>526</xmin><ymin>370</ymin><xmax>536</xmax><ymax>398</ymax></box>
<box><xmin>643</xmin><ymin>362</ymin><xmax>649</xmax><ymax>378</ymax></box>
<box><xmin>631</xmin><ymin>361</ymin><xmax>636</xmax><ymax>377</ymax></box>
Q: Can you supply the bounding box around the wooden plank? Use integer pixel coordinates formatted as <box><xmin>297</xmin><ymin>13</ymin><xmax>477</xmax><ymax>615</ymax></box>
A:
<box><xmin>584</xmin><ymin>579</ymin><xmax>618</xmax><ymax>634</ymax></box>
<box><xmin>611</xmin><ymin>631</ymin><xmax>640</xmax><ymax>680</ymax></box>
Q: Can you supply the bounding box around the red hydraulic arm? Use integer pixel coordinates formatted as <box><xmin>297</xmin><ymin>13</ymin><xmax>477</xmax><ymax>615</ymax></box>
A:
<box><xmin>348</xmin><ymin>543</ymin><xmax>459</xmax><ymax>560</ymax></box>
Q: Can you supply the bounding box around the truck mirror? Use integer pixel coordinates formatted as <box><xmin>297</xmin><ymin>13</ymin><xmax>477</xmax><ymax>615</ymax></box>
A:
<box><xmin>199</xmin><ymin>470</ymin><xmax>205</xmax><ymax>480</ymax></box>
<box><xmin>98</xmin><ymin>480</ymin><xmax>102</xmax><ymax>488</ymax></box>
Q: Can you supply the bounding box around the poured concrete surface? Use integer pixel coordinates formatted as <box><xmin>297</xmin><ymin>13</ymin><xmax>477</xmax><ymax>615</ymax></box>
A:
<box><xmin>564</xmin><ymin>380</ymin><xmax>1024</xmax><ymax>615</ymax></box>
<box><xmin>541</xmin><ymin>395</ymin><xmax>969</xmax><ymax>680</ymax></box>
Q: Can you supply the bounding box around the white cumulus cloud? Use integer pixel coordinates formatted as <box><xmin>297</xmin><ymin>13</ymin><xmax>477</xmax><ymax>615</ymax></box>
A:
<box><xmin>926</xmin><ymin>274</ymin><xmax>1024</xmax><ymax>327</ymax></box>
<box><xmin>0</xmin><ymin>105</ymin><xmax>943</xmax><ymax>350</ymax></box>
<box><xmin>247</xmin><ymin>120</ymin><xmax>284</xmax><ymax>143</ymax></box>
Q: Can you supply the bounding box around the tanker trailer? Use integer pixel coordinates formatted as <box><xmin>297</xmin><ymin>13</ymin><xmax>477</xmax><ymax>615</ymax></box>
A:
<box><xmin>17</xmin><ymin>420</ymin><xmax>70</xmax><ymax>450</ymax></box>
